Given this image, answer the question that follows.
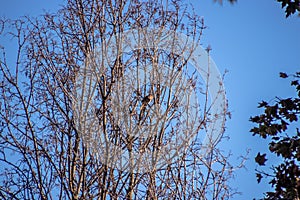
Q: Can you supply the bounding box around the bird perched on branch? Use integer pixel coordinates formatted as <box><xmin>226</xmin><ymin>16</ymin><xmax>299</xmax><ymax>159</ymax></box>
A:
<box><xmin>140</xmin><ymin>94</ymin><xmax>153</xmax><ymax>111</ymax></box>
<box><xmin>139</xmin><ymin>94</ymin><xmax>153</xmax><ymax>121</ymax></box>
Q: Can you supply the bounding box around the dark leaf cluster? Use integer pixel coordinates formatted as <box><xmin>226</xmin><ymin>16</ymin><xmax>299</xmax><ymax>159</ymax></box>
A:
<box><xmin>214</xmin><ymin>0</ymin><xmax>237</xmax><ymax>5</ymax></box>
<box><xmin>277</xmin><ymin>0</ymin><xmax>300</xmax><ymax>17</ymax></box>
<box><xmin>255</xmin><ymin>153</ymin><xmax>268</xmax><ymax>166</ymax></box>
<box><xmin>250</xmin><ymin>72</ymin><xmax>300</xmax><ymax>199</ymax></box>
<box><xmin>224</xmin><ymin>0</ymin><xmax>300</xmax><ymax>18</ymax></box>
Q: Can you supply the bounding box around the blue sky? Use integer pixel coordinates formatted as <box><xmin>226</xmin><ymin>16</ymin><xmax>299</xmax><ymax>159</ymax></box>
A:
<box><xmin>194</xmin><ymin>1</ymin><xmax>300</xmax><ymax>198</ymax></box>
<box><xmin>1</xmin><ymin>0</ymin><xmax>300</xmax><ymax>199</ymax></box>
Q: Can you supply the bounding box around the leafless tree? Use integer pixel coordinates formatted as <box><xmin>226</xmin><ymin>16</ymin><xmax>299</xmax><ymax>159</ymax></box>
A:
<box><xmin>0</xmin><ymin>0</ymin><xmax>245</xmax><ymax>199</ymax></box>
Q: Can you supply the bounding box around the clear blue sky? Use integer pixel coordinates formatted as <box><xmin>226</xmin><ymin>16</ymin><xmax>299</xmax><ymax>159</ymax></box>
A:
<box><xmin>194</xmin><ymin>1</ymin><xmax>300</xmax><ymax>199</ymax></box>
<box><xmin>1</xmin><ymin>0</ymin><xmax>299</xmax><ymax>199</ymax></box>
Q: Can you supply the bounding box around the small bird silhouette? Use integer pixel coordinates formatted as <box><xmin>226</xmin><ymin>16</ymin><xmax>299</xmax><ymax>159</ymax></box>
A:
<box><xmin>139</xmin><ymin>94</ymin><xmax>153</xmax><ymax>121</ymax></box>
<box><xmin>140</xmin><ymin>94</ymin><xmax>153</xmax><ymax>110</ymax></box>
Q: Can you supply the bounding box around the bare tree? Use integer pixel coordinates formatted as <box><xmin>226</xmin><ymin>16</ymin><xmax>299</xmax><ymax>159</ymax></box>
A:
<box><xmin>0</xmin><ymin>0</ymin><xmax>245</xmax><ymax>199</ymax></box>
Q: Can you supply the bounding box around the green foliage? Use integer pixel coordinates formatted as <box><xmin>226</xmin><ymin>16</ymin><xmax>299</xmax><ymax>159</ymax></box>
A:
<box><xmin>250</xmin><ymin>72</ymin><xmax>300</xmax><ymax>199</ymax></box>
